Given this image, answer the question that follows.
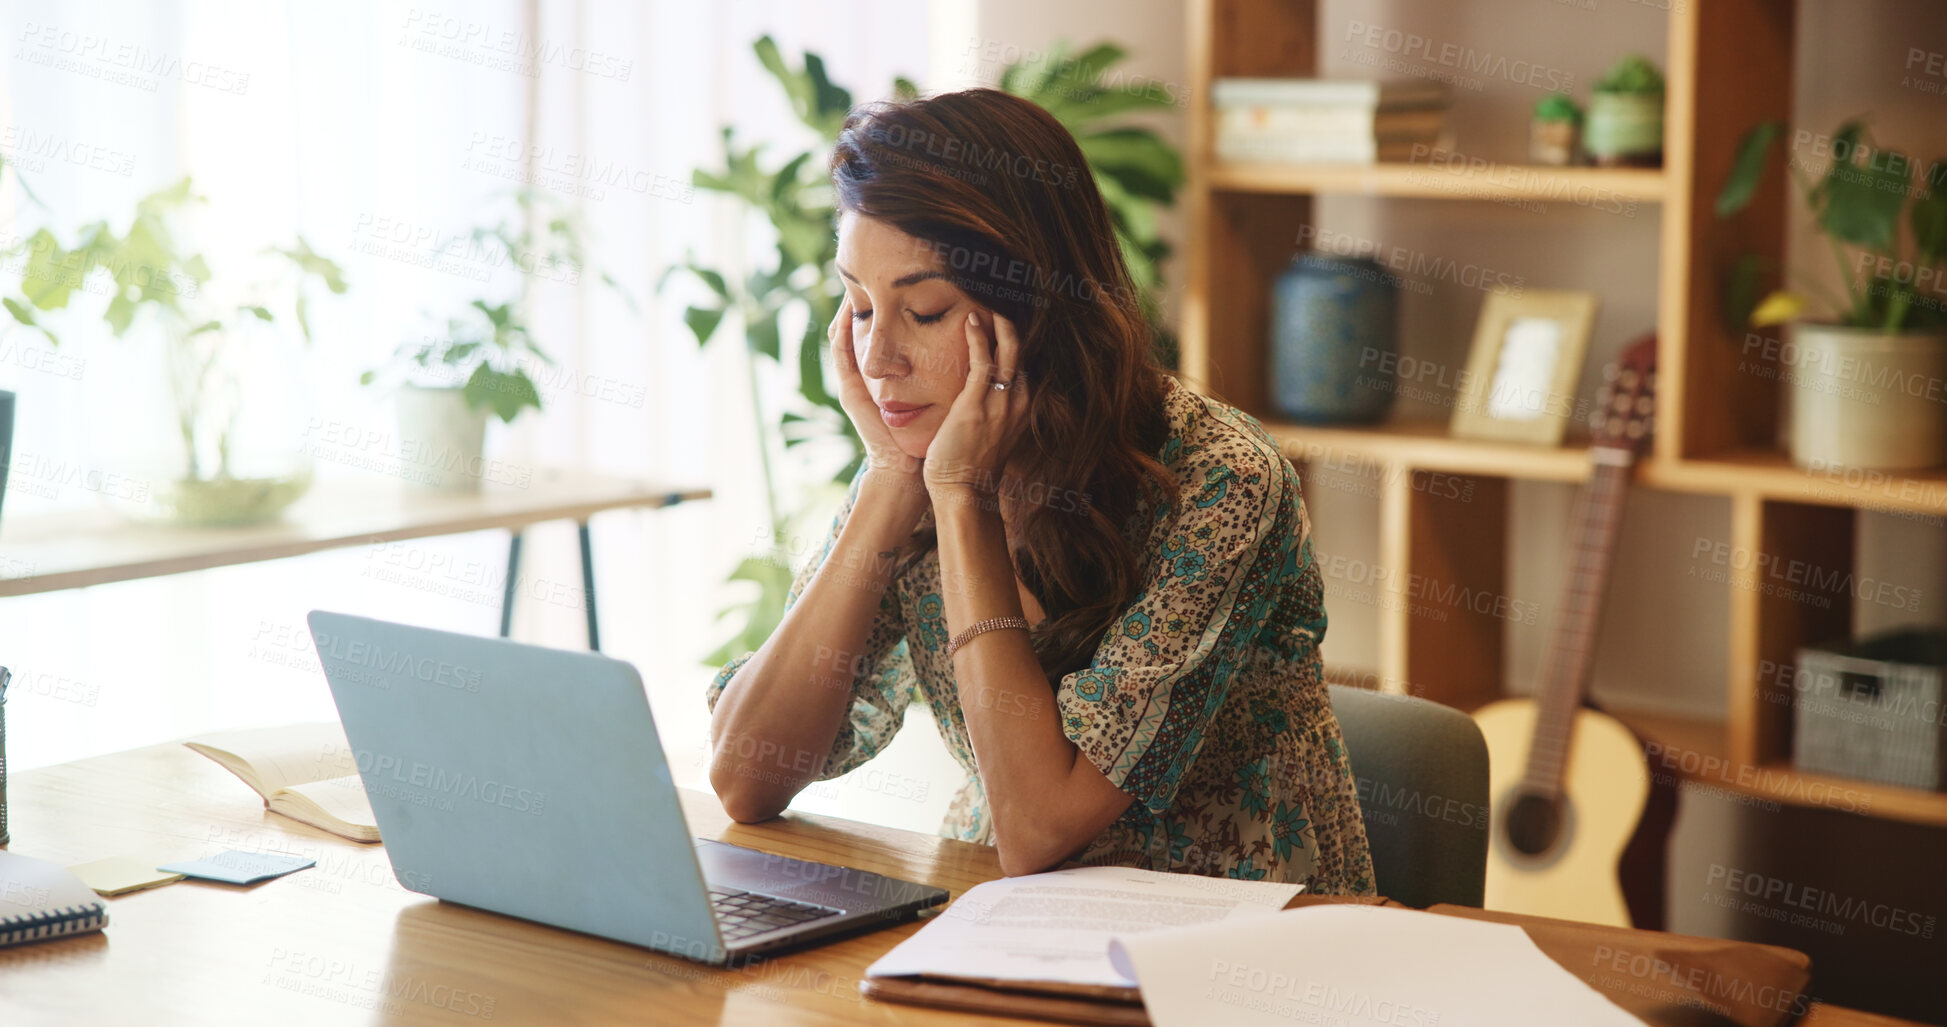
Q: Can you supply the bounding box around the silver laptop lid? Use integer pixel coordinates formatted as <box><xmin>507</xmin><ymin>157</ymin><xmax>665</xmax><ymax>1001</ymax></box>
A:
<box><xmin>307</xmin><ymin>610</ymin><xmax>727</xmax><ymax>963</ymax></box>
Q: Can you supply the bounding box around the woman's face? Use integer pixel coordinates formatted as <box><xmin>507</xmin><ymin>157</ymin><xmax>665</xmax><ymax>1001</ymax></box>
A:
<box><xmin>835</xmin><ymin>213</ymin><xmax>988</xmax><ymax>459</ymax></box>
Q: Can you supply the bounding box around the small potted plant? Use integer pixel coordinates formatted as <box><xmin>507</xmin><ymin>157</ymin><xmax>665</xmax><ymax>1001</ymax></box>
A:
<box><xmin>362</xmin><ymin>189</ymin><xmax>623</xmax><ymax>490</ymax></box>
<box><xmin>1531</xmin><ymin>93</ymin><xmax>1582</xmax><ymax>166</ymax></box>
<box><xmin>1583</xmin><ymin>55</ymin><xmax>1664</xmax><ymax>168</ymax></box>
<box><xmin>365</xmin><ymin>300</ymin><xmax>550</xmax><ymax>490</ymax></box>
<box><xmin>0</xmin><ymin>171</ymin><xmax>347</xmax><ymax>525</ymax></box>
<box><xmin>1717</xmin><ymin>119</ymin><xmax>1947</xmax><ymax>469</ymax></box>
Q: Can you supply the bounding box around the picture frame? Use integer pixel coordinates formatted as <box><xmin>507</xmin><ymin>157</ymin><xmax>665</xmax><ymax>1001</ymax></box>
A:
<box><xmin>1449</xmin><ymin>290</ymin><xmax>1599</xmax><ymax>446</ymax></box>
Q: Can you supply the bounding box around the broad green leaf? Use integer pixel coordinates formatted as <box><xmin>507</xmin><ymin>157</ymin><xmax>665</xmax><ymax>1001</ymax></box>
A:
<box><xmin>770</xmin><ymin>151</ymin><xmax>812</xmax><ymax>206</ymax></box>
<box><xmin>702</xmin><ymin>553</ymin><xmax>794</xmax><ymax>667</ymax></box>
<box><xmin>1</xmin><ymin>297</ymin><xmax>54</xmax><ymax>344</ymax></box>
<box><xmin>463</xmin><ymin>363</ymin><xmax>542</xmax><ymax>422</ymax></box>
<box><xmin>1068</xmin><ymin>42</ymin><xmax>1128</xmax><ymax>78</ymax></box>
<box><xmin>1716</xmin><ymin>120</ymin><xmax>1781</xmax><ymax>217</ymax></box>
<box><xmin>104</xmin><ymin>294</ymin><xmax>136</xmax><ymax>335</ymax></box>
<box><xmin>278</xmin><ymin>237</ymin><xmax>350</xmax><ymax>293</ymax></box>
<box><xmin>1912</xmin><ymin>157</ymin><xmax>1947</xmax><ymax>266</ymax></box>
<box><xmin>1817</xmin><ymin>149</ymin><xmax>1907</xmax><ymax>251</ymax></box>
<box><xmin>746</xmin><ymin>307</ymin><xmax>780</xmax><ymax>361</ymax></box>
<box><xmin>1809</xmin><ymin>121</ymin><xmax>1866</xmax><ymax>208</ymax></box>
<box><xmin>776</xmin><ymin>217</ymin><xmax>829</xmax><ymax>271</ymax></box>
<box><xmin>798</xmin><ymin>315</ymin><xmax>835</xmax><ymax>409</ymax></box>
<box><xmin>753</xmin><ymin>37</ymin><xmax>809</xmax><ymax>120</ymax></box>
<box><xmin>685</xmin><ymin>257</ymin><xmax>729</xmax><ymax>299</ymax></box>
<box><xmin>801</xmin><ymin>53</ymin><xmax>852</xmax><ymax>136</ymax></box>
<box><xmin>684</xmin><ymin>303</ymin><xmax>726</xmax><ymax>345</ymax></box>
<box><xmin>1079</xmin><ymin>128</ymin><xmax>1183</xmax><ymax>203</ymax></box>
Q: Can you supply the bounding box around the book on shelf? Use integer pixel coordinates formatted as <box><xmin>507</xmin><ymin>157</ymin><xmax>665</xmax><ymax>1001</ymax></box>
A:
<box><xmin>1215</xmin><ymin>132</ymin><xmax>1451</xmax><ymax>165</ymax></box>
<box><xmin>1213</xmin><ymin>77</ymin><xmax>1451</xmax><ymax>166</ymax></box>
<box><xmin>1212</xmin><ymin>76</ymin><xmax>1451</xmax><ymax>111</ymax></box>
<box><xmin>184</xmin><ymin>722</ymin><xmax>380</xmax><ymax>843</ymax></box>
<box><xmin>0</xmin><ymin>850</ymin><xmax>108</xmax><ymax>948</ymax></box>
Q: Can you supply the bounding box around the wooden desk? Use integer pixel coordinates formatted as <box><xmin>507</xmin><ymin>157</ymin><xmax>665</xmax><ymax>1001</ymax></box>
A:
<box><xmin>0</xmin><ymin>744</ymin><xmax>1919</xmax><ymax>1026</ymax></box>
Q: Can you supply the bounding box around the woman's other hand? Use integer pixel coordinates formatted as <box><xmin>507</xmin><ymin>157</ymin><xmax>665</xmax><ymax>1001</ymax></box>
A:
<box><xmin>923</xmin><ymin>309</ymin><xmax>1030</xmax><ymax>499</ymax></box>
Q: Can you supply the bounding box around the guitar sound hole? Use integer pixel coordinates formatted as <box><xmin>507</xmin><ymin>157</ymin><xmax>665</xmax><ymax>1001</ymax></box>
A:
<box><xmin>1505</xmin><ymin>793</ymin><xmax>1564</xmax><ymax>857</ymax></box>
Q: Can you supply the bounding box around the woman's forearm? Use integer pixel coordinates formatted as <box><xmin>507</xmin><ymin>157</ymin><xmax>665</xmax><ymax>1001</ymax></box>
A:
<box><xmin>709</xmin><ymin>471</ymin><xmax>930</xmax><ymax>821</ymax></box>
<box><xmin>932</xmin><ymin>488</ymin><xmax>1133</xmax><ymax>875</ymax></box>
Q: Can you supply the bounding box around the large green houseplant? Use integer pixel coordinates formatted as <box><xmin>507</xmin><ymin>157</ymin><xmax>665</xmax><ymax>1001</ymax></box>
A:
<box><xmin>667</xmin><ymin>37</ymin><xmax>1186</xmax><ymax>666</ymax></box>
<box><xmin>1717</xmin><ymin>119</ymin><xmax>1947</xmax><ymax>469</ymax></box>
<box><xmin>0</xmin><ymin>170</ymin><xmax>347</xmax><ymax>524</ymax></box>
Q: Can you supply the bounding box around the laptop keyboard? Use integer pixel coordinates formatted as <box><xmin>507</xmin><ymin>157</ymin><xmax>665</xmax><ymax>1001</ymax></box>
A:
<box><xmin>708</xmin><ymin>886</ymin><xmax>843</xmax><ymax>942</ymax></box>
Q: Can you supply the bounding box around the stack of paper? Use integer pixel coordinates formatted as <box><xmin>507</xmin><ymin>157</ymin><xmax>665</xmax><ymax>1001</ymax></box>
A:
<box><xmin>867</xmin><ymin>871</ymin><xmax>1647</xmax><ymax>1025</ymax></box>
<box><xmin>864</xmin><ymin>865</ymin><xmax>1303</xmax><ymax>994</ymax></box>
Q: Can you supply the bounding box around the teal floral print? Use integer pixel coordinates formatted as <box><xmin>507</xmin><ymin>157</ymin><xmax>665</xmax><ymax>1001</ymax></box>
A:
<box><xmin>1270</xmin><ymin>801</ymin><xmax>1312</xmax><ymax>862</ymax></box>
<box><xmin>1225</xmin><ymin>856</ymin><xmax>1268</xmax><ymax>881</ymax></box>
<box><xmin>706</xmin><ymin>377</ymin><xmax>1376</xmax><ymax>896</ymax></box>
<box><xmin>1235</xmin><ymin>758</ymin><xmax>1271</xmax><ymax>818</ymax></box>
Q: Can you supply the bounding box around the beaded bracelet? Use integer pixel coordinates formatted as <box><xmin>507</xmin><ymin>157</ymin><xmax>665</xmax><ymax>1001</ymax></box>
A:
<box><xmin>945</xmin><ymin>615</ymin><xmax>1030</xmax><ymax>659</ymax></box>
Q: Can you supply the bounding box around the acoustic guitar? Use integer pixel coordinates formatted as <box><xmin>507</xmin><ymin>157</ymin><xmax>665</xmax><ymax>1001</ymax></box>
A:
<box><xmin>1472</xmin><ymin>334</ymin><xmax>1676</xmax><ymax>929</ymax></box>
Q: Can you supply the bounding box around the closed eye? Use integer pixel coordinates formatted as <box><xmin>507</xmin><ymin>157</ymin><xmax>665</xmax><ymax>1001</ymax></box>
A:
<box><xmin>851</xmin><ymin>308</ymin><xmax>951</xmax><ymax>325</ymax></box>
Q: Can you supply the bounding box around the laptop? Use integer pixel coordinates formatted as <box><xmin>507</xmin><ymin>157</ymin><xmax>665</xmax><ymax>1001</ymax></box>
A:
<box><xmin>306</xmin><ymin>610</ymin><xmax>948</xmax><ymax>965</ymax></box>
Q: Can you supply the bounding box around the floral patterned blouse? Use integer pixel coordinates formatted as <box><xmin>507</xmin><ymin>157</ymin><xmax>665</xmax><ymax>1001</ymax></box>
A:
<box><xmin>707</xmin><ymin>376</ymin><xmax>1375</xmax><ymax>895</ymax></box>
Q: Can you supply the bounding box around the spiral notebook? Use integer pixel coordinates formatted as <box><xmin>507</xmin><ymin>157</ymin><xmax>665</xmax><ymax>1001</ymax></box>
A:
<box><xmin>0</xmin><ymin>850</ymin><xmax>109</xmax><ymax>947</ymax></box>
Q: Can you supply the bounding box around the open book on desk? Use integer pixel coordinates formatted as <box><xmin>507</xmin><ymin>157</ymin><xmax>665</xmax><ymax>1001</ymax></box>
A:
<box><xmin>184</xmin><ymin>722</ymin><xmax>379</xmax><ymax>843</ymax></box>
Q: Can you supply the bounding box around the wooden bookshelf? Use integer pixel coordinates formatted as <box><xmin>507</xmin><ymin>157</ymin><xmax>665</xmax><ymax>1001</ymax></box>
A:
<box><xmin>1182</xmin><ymin>0</ymin><xmax>1947</xmax><ymax>827</ymax></box>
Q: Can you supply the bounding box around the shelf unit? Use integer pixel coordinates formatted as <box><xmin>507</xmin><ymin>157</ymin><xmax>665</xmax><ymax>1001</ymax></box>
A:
<box><xmin>1180</xmin><ymin>0</ymin><xmax>1947</xmax><ymax>827</ymax></box>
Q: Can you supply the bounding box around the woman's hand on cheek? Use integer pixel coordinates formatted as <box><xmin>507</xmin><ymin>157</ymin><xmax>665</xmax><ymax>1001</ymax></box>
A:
<box><xmin>830</xmin><ymin>295</ymin><xmax>923</xmax><ymax>480</ymax></box>
<box><xmin>921</xmin><ymin>308</ymin><xmax>1029</xmax><ymax>503</ymax></box>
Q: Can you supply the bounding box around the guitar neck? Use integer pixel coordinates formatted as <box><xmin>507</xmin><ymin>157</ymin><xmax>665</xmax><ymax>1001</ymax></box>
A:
<box><xmin>1520</xmin><ymin>445</ymin><xmax>1637</xmax><ymax>796</ymax></box>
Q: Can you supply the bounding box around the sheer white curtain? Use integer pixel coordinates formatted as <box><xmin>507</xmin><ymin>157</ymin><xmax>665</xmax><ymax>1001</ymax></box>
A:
<box><xmin>0</xmin><ymin>0</ymin><xmax>958</xmax><ymax>832</ymax></box>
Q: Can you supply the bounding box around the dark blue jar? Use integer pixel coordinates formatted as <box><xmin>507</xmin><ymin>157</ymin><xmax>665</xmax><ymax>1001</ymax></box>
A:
<box><xmin>1270</xmin><ymin>253</ymin><xmax>1400</xmax><ymax>423</ymax></box>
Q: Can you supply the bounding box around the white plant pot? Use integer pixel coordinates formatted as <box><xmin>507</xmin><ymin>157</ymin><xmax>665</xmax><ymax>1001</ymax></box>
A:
<box><xmin>1786</xmin><ymin>323</ymin><xmax>1947</xmax><ymax>471</ymax></box>
<box><xmin>394</xmin><ymin>386</ymin><xmax>489</xmax><ymax>491</ymax></box>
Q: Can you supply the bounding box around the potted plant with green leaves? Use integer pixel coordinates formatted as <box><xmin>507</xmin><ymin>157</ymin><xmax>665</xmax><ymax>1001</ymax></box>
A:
<box><xmin>362</xmin><ymin>188</ymin><xmax>622</xmax><ymax>491</ymax></box>
<box><xmin>664</xmin><ymin>37</ymin><xmax>1186</xmax><ymax>666</ymax></box>
<box><xmin>1717</xmin><ymin>120</ymin><xmax>1947</xmax><ymax>469</ymax></box>
<box><xmin>0</xmin><ymin>171</ymin><xmax>347</xmax><ymax>525</ymax></box>
<box><xmin>1583</xmin><ymin>55</ymin><xmax>1663</xmax><ymax>167</ymax></box>
<box><xmin>1530</xmin><ymin>92</ymin><xmax>1582</xmax><ymax>166</ymax></box>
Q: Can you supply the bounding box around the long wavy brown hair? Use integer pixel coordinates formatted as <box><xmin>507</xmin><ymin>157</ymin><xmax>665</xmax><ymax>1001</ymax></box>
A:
<box><xmin>830</xmin><ymin>87</ymin><xmax>1181</xmax><ymax>681</ymax></box>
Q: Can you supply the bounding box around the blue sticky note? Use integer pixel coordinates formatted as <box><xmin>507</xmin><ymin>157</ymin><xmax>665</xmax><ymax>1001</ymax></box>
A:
<box><xmin>159</xmin><ymin>850</ymin><xmax>317</xmax><ymax>885</ymax></box>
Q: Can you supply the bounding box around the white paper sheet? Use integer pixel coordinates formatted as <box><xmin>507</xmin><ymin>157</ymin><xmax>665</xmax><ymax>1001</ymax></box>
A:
<box><xmin>864</xmin><ymin>865</ymin><xmax>1304</xmax><ymax>989</ymax></box>
<box><xmin>1108</xmin><ymin>904</ymin><xmax>1646</xmax><ymax>1027</ymax></box>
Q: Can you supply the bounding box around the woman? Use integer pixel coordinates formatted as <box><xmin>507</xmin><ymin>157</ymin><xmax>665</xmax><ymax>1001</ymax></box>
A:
<box><xmin>707</xmin><ymin>88</ymin><xmax>1374</xmax><ymax>894</ymax></box>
